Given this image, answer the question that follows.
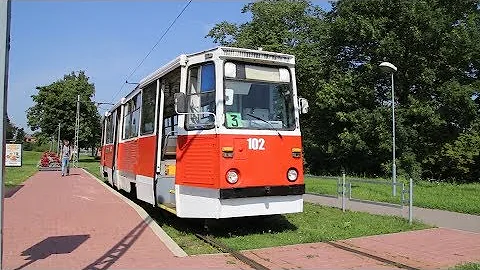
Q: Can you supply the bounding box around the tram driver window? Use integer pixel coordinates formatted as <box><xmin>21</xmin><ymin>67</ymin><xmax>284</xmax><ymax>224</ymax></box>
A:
<box><xmin>186</xmin><ymin>62</ymin><xmax>215</xmax><ymax>130</ymax></box>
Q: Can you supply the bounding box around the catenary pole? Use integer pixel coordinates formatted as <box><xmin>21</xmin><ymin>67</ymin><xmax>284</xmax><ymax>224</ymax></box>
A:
<box><xmin>73</xmin><ymin>95</ymin><xmax>79</xmax><ymax>167</ymax></box>
<box><xmin>0</xmin><ymin>1</ymin><xmax>11</xmax><ymax>269</ymax></box>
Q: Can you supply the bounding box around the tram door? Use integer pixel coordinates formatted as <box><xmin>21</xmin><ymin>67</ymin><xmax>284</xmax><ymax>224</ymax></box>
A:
<box><xmin>155</xmin><ymin>68</ymin><xmax>180</xmax><ymax>210</ymax></box>
<box><xmin>111</xmin><ymin>109</ymin><xmax>121</xmax><ymax>187</ymax></box>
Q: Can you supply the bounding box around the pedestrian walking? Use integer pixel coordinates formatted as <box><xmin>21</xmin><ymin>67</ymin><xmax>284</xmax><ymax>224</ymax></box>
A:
<box><xmin>61</xmin><ymin>139</ymin><xmax>73</xmax><ymax>176</ymax></box>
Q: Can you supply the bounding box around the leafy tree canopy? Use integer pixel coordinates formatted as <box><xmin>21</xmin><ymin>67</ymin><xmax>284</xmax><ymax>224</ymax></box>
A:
<box><xmin>5</xmin><ymin>114</ymin><xmax>24</xmax><ymax>143</ymax></box>
<box><xmin>27</xmin><ymin>71</ymin><xmax>101</xmax><ymax>150</ymax></box>
<box><xmin>207</xmin><ymin>0</ymin><xmax>480</xmax><ymax>182</ymax></box>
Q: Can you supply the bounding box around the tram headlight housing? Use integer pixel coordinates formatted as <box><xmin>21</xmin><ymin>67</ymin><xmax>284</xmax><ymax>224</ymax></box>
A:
<box><xmin>226</xmin><ymin>169</ymin><xmax>239</xmax><ymax>184</ymax></box>
<box><xmin>287</xmin><ymin>168</ymin><xmax>298</xmax><ymax>182</ymax></box>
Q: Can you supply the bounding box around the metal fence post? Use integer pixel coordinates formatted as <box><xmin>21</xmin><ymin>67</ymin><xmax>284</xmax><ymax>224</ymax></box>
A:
<box><xmin>342</xmin><ymin>173</ymin><xmax>346</xmax><ymax>212</ymax></box>
<box><xmin>348</xmin><ymin>182</ymin><xmax>352</xmax><ymax>199</ymax></box>
<box><xmin>409</xmin><ymin>178</ymin><xmax>413</xmax><ymax>225</ymax></box>
<box><xmin>401</xmin><ymin>182</ymin><xmax>405</xmax><ymax>206</ymax></box>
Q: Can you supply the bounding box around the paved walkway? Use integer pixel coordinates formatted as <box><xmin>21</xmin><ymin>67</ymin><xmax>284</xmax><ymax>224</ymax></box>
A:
<box><xmin>4</xmin><ymin>169</ymin><xmax>480</xmax><ymax>269</ymax></box>
<box><xmin>242</xmin><ymin>228</ymin><xmax>480</xmax><ymax>270</ymax></box>
<box><xmin>304</xmin><ymin>193</ymin><xmax>480</xmax><ymax>232</ymax></box>
<box><xmin>4</xmin><ymin>169</ymin><xmax>247</xmax><ymax>270</ymax></box>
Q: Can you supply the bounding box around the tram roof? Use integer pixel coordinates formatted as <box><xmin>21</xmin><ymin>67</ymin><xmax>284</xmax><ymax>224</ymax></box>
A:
<box><xmin>105</xmin><ymin>46</ymin><xmax>295</xmax><ymax>115</ymax></box>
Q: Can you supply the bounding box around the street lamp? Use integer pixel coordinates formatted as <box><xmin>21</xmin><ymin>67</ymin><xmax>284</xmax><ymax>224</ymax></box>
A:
<box><xmin>379</xmin><ymin>61</ymin><xmax>398</xmax><ymax>196</ymax></box>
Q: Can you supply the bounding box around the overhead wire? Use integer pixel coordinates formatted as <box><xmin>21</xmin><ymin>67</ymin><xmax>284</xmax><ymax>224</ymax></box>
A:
<box><xmin>110</xmin><ymin>0</ymin><xmax>193</xmax><ymax>104</ymax></box>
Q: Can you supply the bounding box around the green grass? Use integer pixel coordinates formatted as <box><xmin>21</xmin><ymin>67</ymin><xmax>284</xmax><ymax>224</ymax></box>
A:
<box><xmin>78</xmin><ymin>155</ymin><xmax>102</xmax><ymax>179</ymax></box>
<box><xmin>305</xmin><ymin>176</ymin><xmax>480</xmax><ymax>215</ymax></box>
<box><xmin>5</xmin><ymin>151</ymin><xmax>42</xmax><ymax>186</ymax></box>
<box><xmin>211</xmin><ymin>203</ymin><xmax>428</xmax><ymax>251</ymax></box>
<box><xmin>139</xmin><ymin>202</ymin><xmax>428</xmax><ymax>254</ymax></box>
<box><xmin>452</xmin><ymin>263</ymin><xmax>480</xmax><ymax>270</ymax></box>
<box><xmin>80</xmin><ymin>156</ymin><xmax>428</xmax><ymax>254</ymax></box>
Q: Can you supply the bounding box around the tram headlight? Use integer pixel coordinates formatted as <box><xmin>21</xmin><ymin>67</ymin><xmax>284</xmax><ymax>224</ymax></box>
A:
<box><xmin>287</xmin><ymin>168</ymin><xmax>298</xmax><ymax>182</ymax></box>
<box><xmin>226</xmin><ymin>169</ymin><xmax>239</xmax><ymax>184</ymax></box>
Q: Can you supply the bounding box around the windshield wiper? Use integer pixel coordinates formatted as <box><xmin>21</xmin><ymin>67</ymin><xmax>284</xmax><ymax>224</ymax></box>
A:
<box><xmin>246</xmin><ymin>113</ymin><xmax>282</xmax><ymax>138</ymax></box>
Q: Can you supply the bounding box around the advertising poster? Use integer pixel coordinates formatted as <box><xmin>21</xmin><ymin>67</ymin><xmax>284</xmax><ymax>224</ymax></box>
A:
<box><xmin>5</xmin><ymin>143</ymin><xmax>22</xmax><ymax>167</ymax></box>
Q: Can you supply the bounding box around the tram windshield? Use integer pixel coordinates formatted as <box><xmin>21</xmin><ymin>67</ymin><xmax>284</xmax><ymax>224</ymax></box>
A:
<box><xmin>223</xmin><ymin>62</ymin><xmax>295</xmax><ymax>130</ymax></box>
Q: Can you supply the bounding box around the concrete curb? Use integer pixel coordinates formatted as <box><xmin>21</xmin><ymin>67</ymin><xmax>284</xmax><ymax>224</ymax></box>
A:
<box><xmin>81</xmin><ymin>168</ymin><xmax>188</xmax><ymax>257</ymax></box>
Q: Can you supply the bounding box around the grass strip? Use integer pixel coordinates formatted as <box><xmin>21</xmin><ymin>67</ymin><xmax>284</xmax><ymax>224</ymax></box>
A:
<box><xmin>451</xmin><ymin>263</ymin><xmax>480</xmax><ymax>270</ymax></box>
<box><xmin>5</xmin><ymin>151</ymin><xmax>42</xmax><ymax>186</ymax></box>
<box><xmin>305</xmin><ymin>176</ymin><xmax>480</xmax><ymax>215</ymax></box>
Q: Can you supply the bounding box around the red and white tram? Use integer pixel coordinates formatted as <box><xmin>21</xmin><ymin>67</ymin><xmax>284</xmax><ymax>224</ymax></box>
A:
<box><xmin>100</xmin><ymin>46</ymin><xmax>309</xmax><ymax>219</ymax></box>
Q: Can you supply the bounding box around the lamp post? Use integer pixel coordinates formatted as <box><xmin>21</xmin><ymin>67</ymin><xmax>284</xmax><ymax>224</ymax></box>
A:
<box><xmin>379</xmin><ymin>61</ymin><xmax>398</xmax><ymax>196</ymax></box>
<box><xmin>73</xmin><ymin>95</ymin><xmax>80</xmax><ymax>168</ymax></box>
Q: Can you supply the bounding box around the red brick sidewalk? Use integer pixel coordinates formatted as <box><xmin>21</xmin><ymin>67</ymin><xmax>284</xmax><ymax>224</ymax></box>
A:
<box><xmin>242</xmin><ymin>228</ymin><xmax>480</xmax><ymax>269</ymax></box>
<box><xmin>3</xmin><ymin>169</ymin><xmax>244</xmax><ymax>269</ymax></box>
<box><xmin>4</xmin><ymin>169</ymin><xmax>480</xmax><ymax>269</ymax></box>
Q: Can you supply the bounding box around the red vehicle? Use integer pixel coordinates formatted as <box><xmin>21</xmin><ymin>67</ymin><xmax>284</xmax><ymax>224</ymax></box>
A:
<box><xmin>100</xmin><ymin>47</ymin><xmax>309</xmax><ymax>218</ymax></box>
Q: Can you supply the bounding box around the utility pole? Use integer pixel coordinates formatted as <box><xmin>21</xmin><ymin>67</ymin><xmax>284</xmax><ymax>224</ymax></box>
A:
<box><xmin>73</xmin><ymin>95</ymin><xmax>80</xmax><ymax>167</ymax></box>
<box><xmin>0</xmin><ymin>1</ymin><xmax>11</xmax><ymax>269</ymax></box>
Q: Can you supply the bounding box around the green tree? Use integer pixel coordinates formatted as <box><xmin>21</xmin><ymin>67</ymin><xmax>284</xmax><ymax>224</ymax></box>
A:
<box><xmin>5</xmin><ymin>115</ymin><xmax>17</xmax><ymax>141</ymax></box>
<box><xmin>207</xmin><ymin>0</ymin><xmax>480</xmax><ymax>182</ymax></box>
<box><xmin>27</xmin><ymin>71</ymin><xmax>102</xmax><ymax>152</ymax></box>
<box><xmin>325</xmin><ymin>0</ymin><xmax>480</xmax><ymax>179</ymax></box>
<box><xmin>14</xmin><ymin>127</ymin><xmax>25</xmax><ymax>143</ymax></box>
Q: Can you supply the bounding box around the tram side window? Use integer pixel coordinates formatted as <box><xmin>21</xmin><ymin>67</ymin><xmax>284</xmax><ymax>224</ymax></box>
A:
<box><xmin>123</xmin><ymin>107</ymin><xmax>131</xmax><ymax>139</ymax></box>
<box><xmin>141</xmin><ymin>83</ymin><xmax>156</xmax><ymax>135</ymax></box>
<box><xmin>101</xmin><ymin>119</ymin><xmax>105</xmax><ymax>145</ymax></box>
<box><xmin>163</xmin><ymin>68</ymin><xmax>180</xmax><ymax>134</ymax></box>
<box><xmin>123</xmin><ymin>93</ymin><xmax>142</xmax><ymax>139</ymax></box>
<box><xmin>186</xmin><ymin>62</ymin><xmax>216</xmax><ymax>130</ymax></box>
<box><xmin>106</xmin><ymin>115</ymin><xmax>114</xmax><ymax>144</ymax></box>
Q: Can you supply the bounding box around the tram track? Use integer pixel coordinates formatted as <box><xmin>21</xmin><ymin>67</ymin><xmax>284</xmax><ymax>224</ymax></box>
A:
<box><xmin>194</xmin><ymin>231</ymin><xmax>421</xmax><ymax>270</ymax></box>
<box><xmin>326</xmin><ymin>242</ymin><xmax>420</xmax><ymax>270</ymax></box>
<box><xmin>194</xmin><ymin>233</ymin><xmax>270</xmax><ymax>270</ymax></box>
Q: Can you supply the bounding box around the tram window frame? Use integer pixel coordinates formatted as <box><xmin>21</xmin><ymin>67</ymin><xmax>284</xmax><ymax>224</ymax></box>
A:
<box><xmin>104</xmin><ymin>117</ymin><xmax>108</xmax><ymax>144</ymax></box>
<box><xmin>185</xmin><ymin>62</ymin><xmax>216</xmax><ymax>130</ymax></box>
<box><xmin>100</xmin><ymin>119</ymin><xmax>105</xmax><ymax>145</ymax></box>
<box><xmin>159</xmin><ymin>67</ymin><xmax>181</xmax><ymax>138</ymax></box>
<box><xmin>223</xmin><ymin>61</ymin><xmax>296</xmax><ymax>131</ymax></box>
<box><xmin>141</xmin><ymin>82</ymin><xmax>156</xmax><ymax>136</ymax></box>
<box><xmin>105</xmin><ymin>115</ymin><xmax>114</xmax><ymax>144</ymax></box>
<box><xmin>122</xmin><ymin>93</ymin><xmax>142</xmax><ymax>140</ymax></box>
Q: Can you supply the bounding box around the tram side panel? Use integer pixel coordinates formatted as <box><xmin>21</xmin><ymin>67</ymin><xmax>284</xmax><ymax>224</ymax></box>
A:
<box><xmin>176</xmin><ymin>134</ymin><xmax>220</xmax><ymax>188</ymax></box>
<box><xmin>174</xmin><ymin>134</ymin><xmax>220</xmax><ymax>218</ymax></box>
<box><xmin>101</xmin><ymin>144</ymin><xmax>115</xmax><ymax>184</ymax></box>
<box><xmin>135</xmin><ymin>135</ymin><xmax>157</xmax><ymax>204</ymax></box>
<box><xmin>116</xmin><ymin>139</ymin><xmax>138</xmax><ymax>192</ymax></box>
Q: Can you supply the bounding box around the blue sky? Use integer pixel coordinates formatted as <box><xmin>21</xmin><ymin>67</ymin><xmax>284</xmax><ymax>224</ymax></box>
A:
<box><xmin>8</xmin><ymin>0</ymin><xmax>332</xmax><ymax>133</ymax></box>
